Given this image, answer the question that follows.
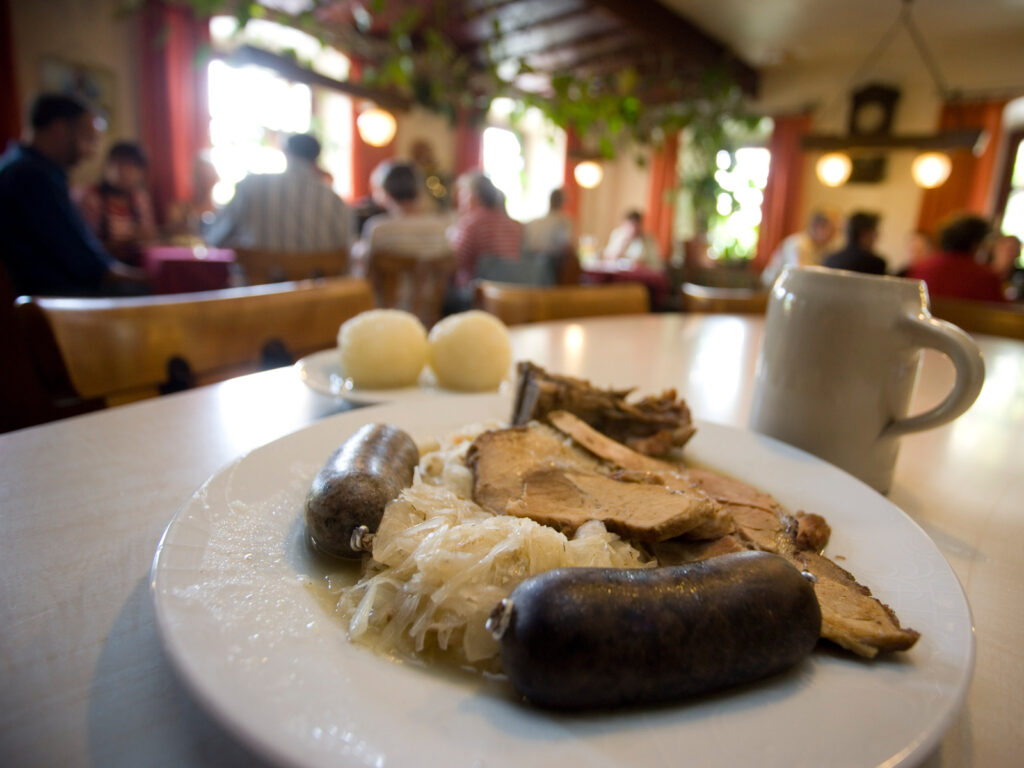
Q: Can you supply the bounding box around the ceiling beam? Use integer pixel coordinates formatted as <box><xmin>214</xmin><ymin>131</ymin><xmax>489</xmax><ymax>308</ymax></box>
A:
<box><xmin>458</xmin><ymin>0</ymin><xmax>586</xmax><ymax>45</ymax></box>
<box><xmin>519</xmin><ymin>27</ymin><xmax>634</xmax><ymax>65</ymax></box>
<box><xmin>219</xmin><ymin>45</ymin><xmax>412</xmax><ymax>110</ymax></box>
<box><xmin>480</xmin><ymin>11</ymin><xmax>619</xmax><ymax>61</ymax></box>
<box><xmin>527</xmin><ymin>34</ymin><xmax>638</xmax><ymax>72</ymax></box>
<box><xmin>560</xmin><ymin>45</ymin><xmax>650</xmax><ymax>78</ymax></box>
<box><xmin>586</xmin><ymin>0</ymin><xmax>758</xmax><ymax>95</ymax></box>
<box><xmin>802</xmin><ymin>129</ymin><xmax>985</xmax><ymax>152</ymax></box>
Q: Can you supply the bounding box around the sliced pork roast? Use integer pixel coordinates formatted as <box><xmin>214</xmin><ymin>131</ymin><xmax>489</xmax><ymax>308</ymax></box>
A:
<box><xmin>467</xmin><ymin>424</ymin><xmax>727</xmax><ymax>542</ymax></box>
<box><xmin>471</xmin><ymin>370</ymin><xmax>920</xmax><ymax>658</ymax></box>
<box><xmin>512</xmin><ymin>361</ymin><xmax>696</xmax><ymax>456</ymax></box>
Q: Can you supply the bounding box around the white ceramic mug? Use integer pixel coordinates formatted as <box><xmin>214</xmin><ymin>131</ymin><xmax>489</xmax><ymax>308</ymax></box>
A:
<box><xmin>749</xmin><ymin>266</ymin><xmax>985</xmax><ymax>493</ymax></box>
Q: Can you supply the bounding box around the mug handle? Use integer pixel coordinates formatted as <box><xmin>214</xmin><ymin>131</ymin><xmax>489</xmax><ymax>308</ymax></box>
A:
<box><xmin>883</xmin><ymin>312</ymin><xmax>986</xmax><ymax>438</ymax></box>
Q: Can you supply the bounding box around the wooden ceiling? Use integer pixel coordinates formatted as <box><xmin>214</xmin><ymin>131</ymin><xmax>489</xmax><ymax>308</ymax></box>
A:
<box><xmin>313</xmin><ymin>0</ymin><xmax>759</xmax><ymax>102</ymax></box>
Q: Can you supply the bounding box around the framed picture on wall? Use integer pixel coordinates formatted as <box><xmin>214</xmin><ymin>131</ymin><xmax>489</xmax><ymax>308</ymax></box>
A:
<box><xmin>38</xmin><ymin>56</ymin><xmax>116</xmax><ymax>127</ymax></box>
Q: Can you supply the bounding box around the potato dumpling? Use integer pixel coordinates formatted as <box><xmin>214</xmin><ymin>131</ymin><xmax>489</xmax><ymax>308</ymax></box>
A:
<box><xmin>338</xmin><ymin>309</ymin><xmax>427</xmax><ymax>389</ymax></box>
<box><xmin>428</xmin><ymin>310</ymin><xmax>511</xmax><ymax>391</ymax></box>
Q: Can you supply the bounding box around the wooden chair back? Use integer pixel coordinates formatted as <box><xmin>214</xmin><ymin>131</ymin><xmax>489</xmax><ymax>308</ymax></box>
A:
<box><xmin>15</xmin><ymin>277</ymin><xmax>374</xmax><ymax>406</ymax></box>
<box><xmin>557</xmin><ymin>247</ymin><xmax>582</xmax><ymax>285</ymax></box>
<box><xmin>234</xmin><ymin>247</ymin><xmax>349</xmax><ymax>285</ymax></box>
<box><xmin>368</xmin><ymin>251</ymin><xmax>455</xmax><ymax>327</ymax></box>
<box><xmin>928</xmin><ymin>296</ymin><xmax>1024</xmax><ymax>340</ymax></box>
<box><xmin>474</xmin><ymin>281</ymin><xmax>650</xmax><ymax>325</ymax></box>
<box><xmin>681</xmin><ymin>282</ymin><xmax>769</xmax><ymax>314</ymax></box>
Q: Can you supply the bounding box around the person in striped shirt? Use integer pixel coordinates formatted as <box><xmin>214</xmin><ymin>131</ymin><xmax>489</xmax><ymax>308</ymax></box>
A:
<box><xmin>205</xmin><ymin>134</ymin><xmax>352</xmax><ymax>254</ymax></box>
<box><xmin>448</xmin><ymin>171</ymin><xmax>523</xmax><ymax>288</ymax></box>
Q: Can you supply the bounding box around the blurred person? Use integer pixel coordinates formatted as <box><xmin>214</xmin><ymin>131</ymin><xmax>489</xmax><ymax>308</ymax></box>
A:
<box><xmin>987</xmin><ymin>234</ymin><xmax>1021</xmax><ymax>280</ymax></box>
<box><xmin>989</xmin><ymin>234</ymin><xmax>1024</xmax><ymax>300</ymax></box>
<box><xmin>760</xmin><ymin>209</ymin><xmax>838</xmax><ymax>287</ymax></box>
<box><xmin>448</xmin><ymin>171</ymin><xmax>523</xmax><ymax>288</ymax></box>
<box><xmin>907</xmin><ymin>214</ymin><xmax>1005</xmax><ymax>302</ymax></box>
<box><xmin>0</xmin><ymin>93</ymin><xmax>148</xmax><ymax>296</ymax></box>
<box><xmin>907</xmin><ymin>229</ymin><xmax>935</xmax><ymax>269</ymax></box>
<box><xmin>349</xmin><ymin>160</ymin><xmax>452</xmax><ymax>278</ymax></box>
<box><xmin>895</xmin><ymin>229</ymin><xmax>935</xmax><ymax>277</ymax></box>
<box><xmin>165</xmin><ymin>154</ymin><xmax>219</xmax><ymax>240</ymax></box>
<box><xmin>822</xmin><ymin>211</ymin><xmax>888</xmax><ymax>275</ymax></box>
<box><xmin>603</xmin><ymin>210</ymin><xmax>660</xmax><ymax>268</ymax></box>
<box><xmin>76</xmin><ymin>141</ymin><xmax>157</xmax><ymax>264</ymax></box>
<box><xmin>205</xmin><ymin>133</ymin><xmax>352</xmax><ymax>252</ymax></box>
<box><xmin>360</xmin><ymin>161</ymin><xmax>448</xmax><ymax>243</ymax></box>
<box><xmin>523</xmin><ymin>188</ymin><xmax>573</xmax><ymax>256</ymax></box>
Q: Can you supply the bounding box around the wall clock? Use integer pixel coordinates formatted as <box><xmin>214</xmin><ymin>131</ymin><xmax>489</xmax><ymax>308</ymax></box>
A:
<box><xmin>848</xmin><ymin>83</ymin><xmax>901</xmax><ymax>137</ymax></box>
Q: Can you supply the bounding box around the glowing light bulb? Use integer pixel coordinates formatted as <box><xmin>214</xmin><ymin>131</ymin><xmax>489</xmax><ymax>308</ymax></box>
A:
<box><xmin>356</xmin><ymin>107</ymin><xmax>397</xmax><ymax>147</ymax></box>
<box><xmin>911</xmin><ymin>152</ymin><xmax>952</xmax><ymax>189</ymax></box>
<box><xmin>816</xmin><ymin>152</ymin><xmax>852</xmax><ymax>187</ymax></box>
<box><xmin>573</xmin><ymin>161</ymin><xmax>603</xmax><ymax>189</ymax></box>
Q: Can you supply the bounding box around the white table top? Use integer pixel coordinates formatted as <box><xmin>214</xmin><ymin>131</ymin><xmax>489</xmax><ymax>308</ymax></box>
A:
<box><xmin>2</xmin><ymin>313</ymin><xmax>1021</xmax><ymax>767</ymax></box>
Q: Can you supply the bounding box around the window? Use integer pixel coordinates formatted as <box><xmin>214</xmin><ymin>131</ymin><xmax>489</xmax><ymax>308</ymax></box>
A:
<box><xmin>675</xmin><ymin>117</ymin><xmax>773</xmax><ymax>261</ymax></box>
<box><xmin>482</xmin><ymin>126</ymin><xmax>524</xmax><ymax>214</ymax></box>
<box><xmin>999</xmin><ymin>132</ymin><xmax>1024</xmax><ymax>245</ymax></box>
<box><xmin>207</xmin><ymin>16</ymin><xmax>353</xmax><ymax>204</ymax></box>
<box><xmin>707</xmin><ymin>145</ymin><xmax>772</xmax><ymax>261</ymax></box>
<box><xmin>207</xmin><ymin>60</ymin><xmax>312</xmax><ymax>204</ymax></box>
<box><xmin>482</xmin><ymin>98</ymin><xmax>566</xmax><ymax>222</ymax></box>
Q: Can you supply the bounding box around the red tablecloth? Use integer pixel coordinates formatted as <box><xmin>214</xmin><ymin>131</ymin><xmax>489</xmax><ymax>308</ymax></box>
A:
<box><xmin>143</xmin><ymin>246</ymin><xmax>236</xmax><ymax>294</ymax></box>
<box><xmin>581</xmin><ymin>263</ymin><xmax>672</xmax><ymax>309</ymax></box>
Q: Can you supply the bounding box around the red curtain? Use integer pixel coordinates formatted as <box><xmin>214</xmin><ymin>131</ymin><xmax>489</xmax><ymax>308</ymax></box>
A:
<box><xmin>454</xmin><ymin>106</ymin><xmax>483</xmax><ymax>177</ymax></box>
<box><xmin>755</xmin><ymin>112</ymin><xmax>812</xmax><ymax>270</ymax></box>
<box><xmin>1</xmin><ymin>0</ymin><xmax>20</xmax><ymax>148</ymax></box>
<box><xmin>139</xmin><ymin>2</ymin><xmax>210</xmax><ymax>226</ymax></box>
<box><xmin>916</xmin><ymin>99</ymin><xmax>1008</xmax><ymax>237</ymax></box>
<box><xmin>644</xmin><ymin>131</ymin><xmax>679</xmax><ymax>262</ymax></box>
<box><xmin>349</xmin><ymin>59</ymin><xmax>395</xmax><ymax>200</ymax></box>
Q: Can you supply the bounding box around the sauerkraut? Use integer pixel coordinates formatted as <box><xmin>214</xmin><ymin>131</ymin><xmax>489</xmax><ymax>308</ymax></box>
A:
<box><xmin>333</xmin><ymin>421</ymin><xmax>653</xmax><ymax>671</ymax></box>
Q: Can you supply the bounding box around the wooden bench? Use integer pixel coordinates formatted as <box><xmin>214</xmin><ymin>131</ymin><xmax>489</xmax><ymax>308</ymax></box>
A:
<box><xmin>474</xmin><ymin>281</ymin><xmax>650</xmax><ymax>325</ymax></box>
<box><xmin>234</xmin><ymin>247</ymin><xmax>349</xmax><ymax>285</ymax></box>
<box><xmin>681</xmin><ymin>282</ymin><xmax>769</xmax><ymax>314</ymax></box>
<box><xmin>928</xmin><ymin>295</ymin><xmax>1024</xmax><ymax>341</ymax></box>
<box><xmin>15</xmin><ymin>277</ymin><xmax>374</xmax><ymax>408</ymax></box>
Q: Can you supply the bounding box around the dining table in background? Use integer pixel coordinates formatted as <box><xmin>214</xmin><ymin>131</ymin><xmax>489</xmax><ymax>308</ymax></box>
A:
<box><xmin>2</xmin><ymin>314</ymin><xmax>1022</xmax><ymax>767</ymax></box>
<box><xmin>579</xmin><ymin>261</ymin><xmax>673</xmax><ymax>309</ymax></box>
<box><xmin>142</xmin><ymin>245</ymin><xmax>237</xmax><ymax>294</ymax></box>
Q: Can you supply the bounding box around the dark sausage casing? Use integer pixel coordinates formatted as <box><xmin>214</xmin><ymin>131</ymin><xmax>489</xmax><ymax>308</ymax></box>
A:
<box><xmin>494</xmin><ymin>551</ymin><xmax>821</xmax><ymax>709</ymax></box>
<box><xmin>304</xmin><ymin>423</ymin><xmax>419</xmax><ymax>559</ymax></box>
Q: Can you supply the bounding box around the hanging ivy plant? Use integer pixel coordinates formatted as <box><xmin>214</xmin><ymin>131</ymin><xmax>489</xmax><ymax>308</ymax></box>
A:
<box><xmin>132</xmin><ymin>0</ymin><xmax>762</xmax><ymax>249</ymax></box>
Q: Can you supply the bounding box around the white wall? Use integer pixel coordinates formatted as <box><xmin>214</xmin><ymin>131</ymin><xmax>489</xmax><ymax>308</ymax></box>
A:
<box><xmin>394</xmin><ymin>106</ymin><xmax>456</xmax><ymax>179</ymax></box>
<box><xmin>9</xmin><ymin>0</ymin><xmax>140</xmax><ymax>188</ymax></box>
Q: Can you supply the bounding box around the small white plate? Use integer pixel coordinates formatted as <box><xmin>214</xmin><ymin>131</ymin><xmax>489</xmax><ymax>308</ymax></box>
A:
<box><xmin>151</xmin><ymin>395</ymin><xmax>973</xmax><ymax>768</ymax></box>
<box><xmin>295</xmin><ymin>348</ymin><xmax>511</xmax><ymax>404</ymax></box>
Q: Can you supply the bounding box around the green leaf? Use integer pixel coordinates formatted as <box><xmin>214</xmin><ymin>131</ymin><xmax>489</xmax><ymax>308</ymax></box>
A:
<box><xmin>616</xmin><ymin>68</ymin><xmax>638</xmax><ymax>96</ymax></box>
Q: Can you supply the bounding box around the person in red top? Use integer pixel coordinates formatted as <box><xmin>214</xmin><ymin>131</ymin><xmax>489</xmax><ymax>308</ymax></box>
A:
<box><xmin>907</xmin><ymin>214</ymin><xmax>1005</xmax><ymax>303</ymax></box>
<box><xmin>77</xmin><ymin>141</ymin><xmax>157</xmax><ymax>265</ymax></box>
<box><xmin>448</xmin><ymin>171</ymin><xmax>523</xmax><ymax>288</ymax></box>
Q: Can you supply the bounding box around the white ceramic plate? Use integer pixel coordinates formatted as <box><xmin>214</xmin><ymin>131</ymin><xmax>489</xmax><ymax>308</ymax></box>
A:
<box><xmin>295</xmin><ymin>348</ymin><xmax>511</xmax><ymax>405</ymax></box>
<box><xmin>151</xmin><ymin>394</ymin><xmax>973</xmax><ymax>768</ymax></box>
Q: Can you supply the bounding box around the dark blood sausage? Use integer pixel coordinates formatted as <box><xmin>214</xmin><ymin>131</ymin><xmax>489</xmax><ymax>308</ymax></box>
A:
<box><xmin>304</xmin><ymin>423</ymin><xmax>419</xmax><ymax>559</ymax></box>
<box><xmin>489</xmin><ymin>550</ymin><xmax>821</xmax><ymax>709</ymax></box>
